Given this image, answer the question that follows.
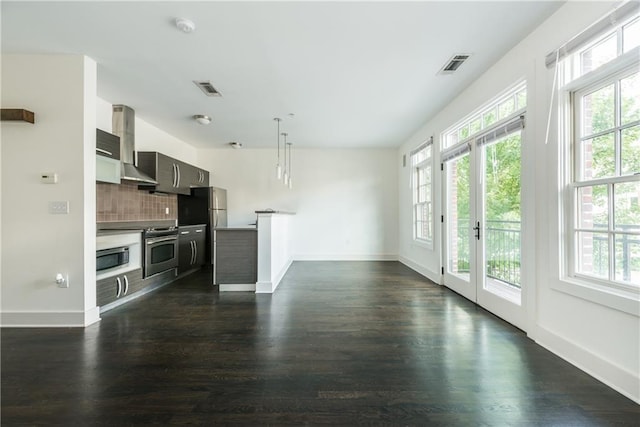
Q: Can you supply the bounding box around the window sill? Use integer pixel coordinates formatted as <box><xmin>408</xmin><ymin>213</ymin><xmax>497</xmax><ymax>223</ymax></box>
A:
<box><xmin>552</xmin><ymin>277</ymin><xmax>639</xmax><ymax>317</ymax></box>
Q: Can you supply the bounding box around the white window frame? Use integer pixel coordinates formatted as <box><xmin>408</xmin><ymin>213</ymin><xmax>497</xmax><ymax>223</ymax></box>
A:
<box><xmin>411</xmin><ymin>138</ymin><xmax>433</xmax><ymax>248</ymax></box>
<box><xmin>554</xmin><ymin>10</ymin><xmax>640</xmax><ymax>314</ymax></box>
<box><xmin>442</xmin><ymin>81</ymin><xmax>527</xmax><ymax>150</ymax></box>
<box><xmin>568</xmin><ymin>65</ymin><xmax>640</xmax><ymax>294</ymax></box>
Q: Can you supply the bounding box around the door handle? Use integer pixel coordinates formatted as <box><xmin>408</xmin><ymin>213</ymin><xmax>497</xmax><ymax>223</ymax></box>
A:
<box><xmin>123</xmin><ymin>275</ymin><xmax>129</xmax><ymax>295</ymax></box>
<box><xmin>116</xmin><ymin>277</ymin><xmax>122</xmax><ymax>298</ymax></box>
<box><xmin>473</xmin><ymin>221</ymin><xmax>481</xmax><ymax>240</ymax></box>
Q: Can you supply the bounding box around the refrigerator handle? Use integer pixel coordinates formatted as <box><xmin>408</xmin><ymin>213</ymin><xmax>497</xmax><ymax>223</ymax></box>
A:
<box><xmin>213</xmin><ymin>210</ymin><xmax>218</xmax><ymax>228</ymax></box>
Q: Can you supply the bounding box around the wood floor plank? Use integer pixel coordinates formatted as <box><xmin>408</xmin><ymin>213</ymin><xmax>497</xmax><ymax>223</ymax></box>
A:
<box><xmin>2</xmin><ymin>261</ymin><xmax>638</xmax><ymax>425</ymax></box>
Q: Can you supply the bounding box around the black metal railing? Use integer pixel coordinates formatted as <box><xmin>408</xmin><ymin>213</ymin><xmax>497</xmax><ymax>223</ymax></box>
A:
<box><xmin>485</xmin><ymin>220</ymin><xmax>521</xmax><ymax>288</ymax></box>
<box><xmin>454</xmin><ymin>219</ymin><xmax>521</xmax><ymax>288</ymax></box>
<box><xmin>592</xmin><ymin>224</ymin><xmax>639</xmax><ymax>281</ymax></box>
<box><xmin>453</xmin><ymin>220</ymin><xmax>639</xmax><ymax>287</ymax></box>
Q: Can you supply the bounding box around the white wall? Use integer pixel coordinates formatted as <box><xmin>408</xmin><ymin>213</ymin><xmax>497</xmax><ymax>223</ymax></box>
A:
<box><xmin>96</xmin><ymin>98</ymin><xmax>199</xmax><ymax>166</ymax></box>
<box><xmin>198</xmin><ymin>148</ymin><xmax>399</xmax><ymax>260</ymax></box>
<box><xmin>1</xmin><ymin>54</ymin><xmax>99</xmax><ymax>326</ymax></box>
<box><xmin>397</xmin><ymin>2</ymin><xmax>639</xmax><ymax>403</ymax></box>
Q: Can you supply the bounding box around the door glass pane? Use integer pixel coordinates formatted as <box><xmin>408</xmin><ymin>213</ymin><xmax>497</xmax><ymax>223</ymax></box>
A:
<box><xmin>581</xmin><ymin>133</ymin><xmax>615</xmax><ymax>180</ymax></box>
<box><xmin>621</xmin><ymin>125</ymin><xmax>640</xmax><ymax>176</ymax></box>
<box><xmin>483</xmin><ymin>133</ymin><xmax>522</xmax><ymax>292</ymax></box>
<box><xmin>483</xmin><ymin>109</ymin><xmax>497</xmax><ymax>128</ymax></box>
<box><xmin>578</xmin><ymin>185</ymin><xmax>609</xmax><ymax>230</ymax></box>
<box><xmin>498</xmin><ymin>98</ymin><xmax>515</xmax><ymax>119</ymax></box>
<box><xmin>582</xmin><ymin>84</ymin><xmax>615</xmax><ymax>136</ymax></box>
<box><xmin>447</xmin><ymin>155</ymin><xmax>470</xmax><ymax>279</ymax></box>
<box><xmin>516</xmin><ymin>89</ymin><xmax>527</xmax><ymax>110</ymax></box>
<box><xmin>621</xmin><ymin>72</ymin><xmax>639</xmax><ymax>125</ymax></box>
<box><xmin>577</xmin><ymin>231</ymin><xmax>609</xmax><ymax>278</ymax></box>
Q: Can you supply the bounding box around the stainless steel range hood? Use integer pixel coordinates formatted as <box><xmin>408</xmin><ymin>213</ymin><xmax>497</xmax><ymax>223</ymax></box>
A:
<box><xmin>112</xmin><ymin>105</ymin><xmax>157</xmax><ymax>184</ymax></box>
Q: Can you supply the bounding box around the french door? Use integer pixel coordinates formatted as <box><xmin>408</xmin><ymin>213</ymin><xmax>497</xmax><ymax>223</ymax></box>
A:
<box><xmin>442</xmin><ymin>115</ymin><xmax>526</xmax><ymax>330</ymax></box>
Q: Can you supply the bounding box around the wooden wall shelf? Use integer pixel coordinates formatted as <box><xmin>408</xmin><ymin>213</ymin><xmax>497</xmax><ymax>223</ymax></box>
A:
<box><xmin>1</xmin><ymin>109</ymin><xmax>35</xmax><ymax>123</ymax></box>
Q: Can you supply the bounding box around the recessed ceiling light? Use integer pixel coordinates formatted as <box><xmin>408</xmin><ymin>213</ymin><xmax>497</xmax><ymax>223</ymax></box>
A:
<box><xmin>176</xmin><ymin>18</ymin><xmax>196</xmax><ymax>34</ymax></box>
<box><xmin>193</xmin><ymin>115</ymin><xmax>211</xmax><ymax>125</ymax></box>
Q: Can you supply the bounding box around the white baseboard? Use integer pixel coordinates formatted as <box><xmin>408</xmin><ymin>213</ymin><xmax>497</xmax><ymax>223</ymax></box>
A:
<box><xmin>256</xmin><ymin>258</ymin><xmax>293</xmax><ymax>293</ymax></box>
<box><xmin>1</xmin><ymin>308</ymin><xmax>101</xmax><ymax>327</ymax></box>
<box><xmin>398</xmin><ymin>256</ymin><xmax>441</xmax><ymax>284</ymax></box>
<box><xmin>293</xmin><ymin>254</ymin><xmax>398</xmax><ymax>261</ymax></box>
<box><xmin>535</xmin><ymin>325</ymin><xmax>640</xmax><ymax>404</ymax></box>
<box><xmin>219</xmin><ymin>283</ymin><xmax>256</xmax><ymax>292</ymax></box>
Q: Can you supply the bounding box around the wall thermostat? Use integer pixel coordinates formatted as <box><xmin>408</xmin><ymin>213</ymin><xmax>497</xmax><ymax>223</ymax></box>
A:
<box><xmin>41</xmin><ymin>172</ymin><xmax>58</xmax><ymax>184</ymax></box>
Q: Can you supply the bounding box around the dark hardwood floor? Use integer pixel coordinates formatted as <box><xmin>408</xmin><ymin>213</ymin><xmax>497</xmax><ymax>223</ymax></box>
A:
<box><xmin>2</xmin><ymin>261</ymin><xmax>638</xmax><ymax>425</ymax></box>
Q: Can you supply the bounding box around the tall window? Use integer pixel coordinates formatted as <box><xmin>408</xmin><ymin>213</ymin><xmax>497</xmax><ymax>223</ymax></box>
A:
<box><xmin>559</xmin><ymin>12</ymin><xmax>640</xmax><ymax>292</ymax></box>
<box><xmin>412</xmin><ymin>138</ymin><xmax>433</xmax><ymax>245</ymax></box>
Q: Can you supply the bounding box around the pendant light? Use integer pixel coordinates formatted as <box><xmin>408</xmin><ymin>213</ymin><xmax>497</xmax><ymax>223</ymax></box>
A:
<box><xmin>287</xmin><ymin>142</ymin><xmax>293</xmax><ymax>189</ymax></box>
<box><xmin>274</xmin><ymin>118</ymin><xmax>282</xmax><ymax>179</ymax></box>
<box><xmin>282</xmin><ymin>132</ymin><xmax>289</xmax><ymax>185</ymax></box>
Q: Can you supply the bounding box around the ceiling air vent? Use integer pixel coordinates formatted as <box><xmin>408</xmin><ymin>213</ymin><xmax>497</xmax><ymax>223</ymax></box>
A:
<box><xmin>193</xmin><ymin>80</ymin><xmax>222</xmax><ymax>97</ymax></box>
<box><xmin>439</xmin><ymin>54</ymin><xmax>471</xmax><ymax>75</ymax></box>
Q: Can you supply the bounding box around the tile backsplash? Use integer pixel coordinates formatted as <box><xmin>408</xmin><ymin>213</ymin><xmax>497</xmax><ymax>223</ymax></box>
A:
<box><xmin>97</xmin><ymin>182</ymin><xmax>177</xmax><ymax>222</ymax></box>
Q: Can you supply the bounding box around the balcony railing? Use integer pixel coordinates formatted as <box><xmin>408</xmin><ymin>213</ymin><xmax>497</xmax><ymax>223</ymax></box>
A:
<box><xmin>455</xmin><ymin>219</ymin><xmax>521</xmax><ymax>288</ymax></box>
<box><xmin>454</xmin><ymin>220</ymin><xmax>639</xmax><ymax>288</ymax></box>
<box><xmin>591</xmin><ymin>224</ymin><xmax>639</xmax><ymax>282</ymax></box>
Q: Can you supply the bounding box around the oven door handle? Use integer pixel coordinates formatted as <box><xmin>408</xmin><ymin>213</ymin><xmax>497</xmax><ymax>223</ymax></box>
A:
<box><xmin>146</xmin><ymin>236</ymin><xmax>177</xmax><ymax>245</ymax></box>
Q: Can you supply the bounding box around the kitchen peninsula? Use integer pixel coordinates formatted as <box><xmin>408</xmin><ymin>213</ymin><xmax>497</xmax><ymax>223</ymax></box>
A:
<box><xmin>255</xmin><ymin>210</ymin><xmax>295</xmax><ymax>293</ymax></box>
<box><xmin>215</xmin><ymin>210</ymin><xmax>294</xmax><ymax>293</ymax></box>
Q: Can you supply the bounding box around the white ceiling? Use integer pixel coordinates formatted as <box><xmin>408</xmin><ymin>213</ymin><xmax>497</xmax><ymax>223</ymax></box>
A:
<box><xmin>1</xmin><ymin>1</ymin><xmax>564</xmax><ymax>148</ymax></box>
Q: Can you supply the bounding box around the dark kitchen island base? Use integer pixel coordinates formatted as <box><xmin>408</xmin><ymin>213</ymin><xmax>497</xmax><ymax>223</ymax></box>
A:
<box><xmin>214</xmin><ymin>228</ymin><xmax>257</xmax><ymax>287</ymax></box>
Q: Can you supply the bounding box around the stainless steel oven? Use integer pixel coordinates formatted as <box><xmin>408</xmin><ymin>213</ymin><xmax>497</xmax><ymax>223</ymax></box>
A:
<box><xmin>143</xmin><ymin>227</ymin><xmax>179</xmax><ymax>278</ymax></box>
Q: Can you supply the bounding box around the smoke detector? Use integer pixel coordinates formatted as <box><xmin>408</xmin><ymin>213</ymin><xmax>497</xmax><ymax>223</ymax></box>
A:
<box><xmin>193</xmin><ymin>115</ymin><xmax>211</xmax><ymax>125</ymax></box>
<box><xmin>176</xmin><ymin>18</ymin><xmax>195</xmax><ymax>33</ymax></box>
<box><xmin>229</xmin><ymin>142</ymin><xmax>243</xmax><ymax>149</ymax></box>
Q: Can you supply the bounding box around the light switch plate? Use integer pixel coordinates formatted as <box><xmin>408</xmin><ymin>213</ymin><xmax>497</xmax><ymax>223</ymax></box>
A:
<box><xmin>41</xmin><ymin>173</ymin><xmax>58</xmax><ymax>184</ymax></box>
<box><xmin>49</xmin><ymin>201</ymin><xmax>69</xmax><ymax>214</ymax></box>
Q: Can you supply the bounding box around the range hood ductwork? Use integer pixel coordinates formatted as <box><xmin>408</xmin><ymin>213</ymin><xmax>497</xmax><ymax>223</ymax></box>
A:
<box><xmin>112</xmin><ymin>105</ymin><xmax>157</xmax><ymax>184</ymax></box>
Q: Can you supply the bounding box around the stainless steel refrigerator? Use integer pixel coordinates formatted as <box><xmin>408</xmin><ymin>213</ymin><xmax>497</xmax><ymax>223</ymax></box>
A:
<box><xmin>178</xmin><ymin>186</ymin><xmax>227</xmax><ymax>266</ymax></box>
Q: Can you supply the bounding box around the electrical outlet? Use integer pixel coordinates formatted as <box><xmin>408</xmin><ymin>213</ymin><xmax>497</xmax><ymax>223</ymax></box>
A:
<box><xmin>49</xmin><ymin>201</ymin><xmax>69</xmax><ymax>214</ymax></box>
<box><xmin>55</xmin><ymin>273</ymin><xmax>69</xmax><ymax>288</ymax></box>
<box><xmin>165</xmin><ymin>207</ymin><xmax>169</xmax><ymax>215</ymax></box>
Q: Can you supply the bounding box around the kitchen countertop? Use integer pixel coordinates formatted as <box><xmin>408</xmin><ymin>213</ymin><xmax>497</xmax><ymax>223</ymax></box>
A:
<box><xmin>215</xmin><ymin>227</ymin><xmax>257</xmax><ymax>231</ymax></box>
<box><xmin>255</xmin><ymin>210</ymin><xmax>296</xmax><ymax>215</ymax></box>
<box><xmin>97</xmin><ymin>219</ymin><xmax>177</xmax><ymax>234</ymax></box>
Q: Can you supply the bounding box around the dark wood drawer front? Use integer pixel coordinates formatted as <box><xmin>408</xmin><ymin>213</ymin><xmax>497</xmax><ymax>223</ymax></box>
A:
<box><xmin>96</xmin><ymin>268</ymin><xmax>143</xmax><ymax>306</ymax></box>
<box><xmin>215</xmin><ymin>230</ymin><xmax>257</xmax><ymax>284</ymax></box>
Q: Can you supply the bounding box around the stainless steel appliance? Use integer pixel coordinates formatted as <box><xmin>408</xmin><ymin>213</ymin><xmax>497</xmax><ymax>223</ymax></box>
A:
<box><xmin>112</xmin><ymin>105</ymin><xmax>157</xmax><ymax>184</ymax></box>
<box><xmin>143</xmin><ymin>227</ymin><xmax>179</xmax><ymax>278</ymax></box>
<box><xmin>97</xmin><ymin>246</ymin><xmax>130</xmax><ymax>272</ymax></box>
<box><xmin>178</xmin><ymin>187</ymin><xmax>227</xmax><ymax>266</ymax></box>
